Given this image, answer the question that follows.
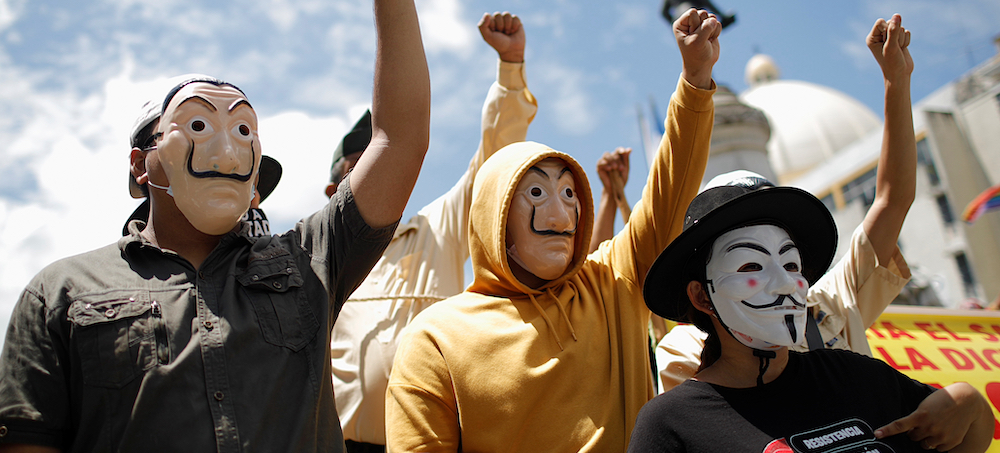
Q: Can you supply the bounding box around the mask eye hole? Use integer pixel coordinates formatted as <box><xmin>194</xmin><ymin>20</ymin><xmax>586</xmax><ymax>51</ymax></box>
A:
<box><xmin>529</xmin><ymin>187</ymin><xmax>543</xmax><ymax>197</ymax></box>
<box><xmin>192</xmin><ymin>120</ymin><xmax>206</xmax><ymax>131</ymax></box>
<box><xmin>564</xmin><ymin>187</ymin><xmax>573</xmax><ymax>198</ymax></box>
<box><xmin>737</xmin><ymin>263</ymin><xmax>762</xmax><ymax>272</ymax></box>
<box><xmin>239</xmin><ymin>124</ymin><xmax>250</xmax><ymax>136</ymax></box>
<box><xmin>783</xmin><ymin>262</ymin><xmax>800</xmax><ymax>272</ymax></box>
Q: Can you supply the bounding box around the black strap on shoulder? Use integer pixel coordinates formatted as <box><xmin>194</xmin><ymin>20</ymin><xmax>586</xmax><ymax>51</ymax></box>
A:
<box><xmin>805</xmin><ymin>313</ymin><xmax>824</xmax><ymax>351</ymax></box>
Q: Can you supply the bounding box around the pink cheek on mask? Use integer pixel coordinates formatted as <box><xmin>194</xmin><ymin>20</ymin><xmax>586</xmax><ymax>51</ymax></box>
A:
<box><xmin>748</xmin><ymin>279</ymin><xmax>757</xmax><ymax>288</ymax></box>
<box><xmin>798</xmin><ymin>281</ymin><xmax>804</xmax><ymax>289</ymax></box>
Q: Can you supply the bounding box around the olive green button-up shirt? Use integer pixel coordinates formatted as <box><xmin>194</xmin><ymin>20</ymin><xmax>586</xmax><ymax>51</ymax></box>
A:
<box><xmin>0</xmin><ymin>180</ymin><xmax>395</xmax><ymax>452</ymax></box>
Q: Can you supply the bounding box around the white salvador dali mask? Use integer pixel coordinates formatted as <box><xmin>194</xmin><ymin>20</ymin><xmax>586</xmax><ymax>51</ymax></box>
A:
<box><xmin>705</xmin><ymin>224</ymin><xmax>810</xmax><ymax>350</ymax></box>
<box><xmin>152</xmin><ymin>81</ymin><xmax>261</xmax><ymax>235</ymax></box>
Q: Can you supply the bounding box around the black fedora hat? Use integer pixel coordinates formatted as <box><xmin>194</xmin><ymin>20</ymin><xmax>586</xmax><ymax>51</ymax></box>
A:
<box><xmin>643</xmin><ymin>182</ymin><xmax>837</xmax><ymax>322</ymax></box>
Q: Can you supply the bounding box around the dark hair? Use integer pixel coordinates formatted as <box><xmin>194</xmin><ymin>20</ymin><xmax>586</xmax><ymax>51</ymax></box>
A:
<box><xmin>681</xmin><ymin>244</ymin><xmax>721</xmax><ymax>370</ymax></box>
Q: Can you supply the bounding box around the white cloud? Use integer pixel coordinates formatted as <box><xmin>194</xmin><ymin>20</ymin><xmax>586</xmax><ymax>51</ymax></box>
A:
<box><xmin>0</xmin><ymin>0</ymin><xmax>24</xmax><ymax>32</ymax></box>
<box><xmin>535</xmin><ymin>62</ymin><xmax>598</xmax><ymax>136</ymax></box>
<box><xmin>256</xmin><ymin>110</ymin><xmax>352</xmax><ymax>232</ymax></box>
<box><xmin>840</xmin><ymin>39</ymin><xmax>873</xmax><ymax>72</ymax></box>
<box><xmin>417</xmin><ymin>0</ymin><xmax>474</xmax><ymax>56</ymax></box>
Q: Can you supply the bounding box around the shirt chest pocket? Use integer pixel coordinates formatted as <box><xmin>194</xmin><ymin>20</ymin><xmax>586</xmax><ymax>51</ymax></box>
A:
<box><xmin>238</xmin><ymin>257</ymin><xmax>319</xmax><ymax>352</ymax></box>
<box><xmin>67</xmin><ymin>292</ymin><xmax>163</xmax><ymax>388</ymax></box>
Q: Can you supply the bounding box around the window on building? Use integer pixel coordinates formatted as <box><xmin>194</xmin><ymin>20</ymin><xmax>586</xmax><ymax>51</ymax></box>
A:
<box><xmin>936</xmin><ymin>194</ymin><xmax>955</xmax><ymax>225</ymax></box>
<box><xmin>841</xmin><ymin>167</ymin><xmax>877</xmax><ymax>208</ymax></box>
<box><xmin>954</xmin><ymin>252</ymin><xmax>978</xmax><ymax>297</ymax></box>
<box><xmin>820</xmin><ymin>194</ymin><xmax>836</xmax><ymax>213</ymax></box>
<box><xmin>916</xmin><ymin>138</ymin><xmax>940</xmax><ymax>186</ymax></box>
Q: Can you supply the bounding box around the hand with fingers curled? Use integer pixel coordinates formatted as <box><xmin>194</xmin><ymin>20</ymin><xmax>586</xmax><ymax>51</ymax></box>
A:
<box><xmin>867</xmin><ymin>13</ymin><xmax>913</xmax><ymax>85</ymax></box>
<box><xmin>596</xmin><ymin>147</ymin><xmax>631</xmax><ymax>193</ymax></box>
<box><xmin>478</xmin><ymin>11</ymin><xmax>525</xmax><ymax>63</ymax></box>
<box><xmin>672</xmin><ymin>7</ymin><xmax>721</xmax><ymax>90</ymax></box>
<box><xmin>874</xmin><ymin>382</ymin><xmax>994</xmax><ymax>453</ymax></box>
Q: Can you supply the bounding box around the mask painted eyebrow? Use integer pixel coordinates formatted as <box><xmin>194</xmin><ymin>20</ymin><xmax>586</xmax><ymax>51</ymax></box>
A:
<box><xmin>726</xmin><ymin>242</ymin><xmax>770</xmax><ymax>255</ymax></box>
<box><xmin>175</xmin><ymin>96</ymin><xmax>218</xmax><ymax>113</ymax></box>
<box><xmin>527</xmin><ymin>166</ymin><xmax>549</xmax><ymax>178</ymax></box>
<box><xmin>229</xmin><ymin>99</ymin><xmax>253</xmax><ymax>113</ymax></box>
<box><xmin>558</xmin><ymin>167</ymin><xmax>572</xmax><ymax>179</ymax></box>
<box><xmin>779</xmin><ymin>243</ymin><xmax>797</xmax><ymax>255</ymax></box>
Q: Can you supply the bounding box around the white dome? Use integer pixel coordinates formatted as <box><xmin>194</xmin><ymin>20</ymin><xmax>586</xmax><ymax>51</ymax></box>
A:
<box><xmin>740</xmin><ymin>79</ymin><xmax>880</xmax><ymax>182</ymax></box>
<box><xmin>745</xmin><ymin>54</ymin><xmax>780</xmax><ymax>87</ymax></box>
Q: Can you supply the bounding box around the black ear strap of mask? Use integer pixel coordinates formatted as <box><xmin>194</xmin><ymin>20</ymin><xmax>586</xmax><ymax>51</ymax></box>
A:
<box><xmin>805</xmin><ymin>308</ymin><xmax>824</xmax><ymax>351</ymax></box>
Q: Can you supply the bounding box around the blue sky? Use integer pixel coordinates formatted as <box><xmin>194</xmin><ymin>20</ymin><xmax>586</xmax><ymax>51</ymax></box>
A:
<box><xmin>1</xmin><ymin>0</ymin><xmax>998</xmax><ymax>342</ymax></box>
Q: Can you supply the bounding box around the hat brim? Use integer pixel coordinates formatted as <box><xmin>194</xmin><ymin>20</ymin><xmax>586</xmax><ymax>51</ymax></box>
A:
<box><xmin>643</xmin><ymin>187</ymin><xmax>837</xmax><ymax>322</ymax></box>
<box><xmin>258</xmin><ymin>155</ymin><xmax>282</xmax><ymax>202</ymax></box>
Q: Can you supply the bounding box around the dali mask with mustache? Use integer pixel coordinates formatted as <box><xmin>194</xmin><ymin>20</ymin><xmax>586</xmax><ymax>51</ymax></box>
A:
<box><xmin>152</xmin><ymin>81</ymin><xmax>261</xmax><ymax>235</ymax></box>
<box><xmin>506</xmin><ymin>158</ymin><xmax>580</xmax><ymax>282</ymax></box>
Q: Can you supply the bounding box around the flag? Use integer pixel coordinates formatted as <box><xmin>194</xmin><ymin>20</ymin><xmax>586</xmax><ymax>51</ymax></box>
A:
<box><xmin>961</xmin><ymin>184</ymin><xmax>1000</xmax><ymax>224</ymax></box>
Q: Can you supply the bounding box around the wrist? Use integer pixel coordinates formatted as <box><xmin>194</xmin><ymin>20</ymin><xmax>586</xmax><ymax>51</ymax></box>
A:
<box><xmin>682</xmin><ymin>67</ymin><xmax>713</xmax><ymax>90</ymax></box>
<box><xmin>499</xmin><ymin>50</ymin><xmax>524</xmax><ymax>63</ymax></box>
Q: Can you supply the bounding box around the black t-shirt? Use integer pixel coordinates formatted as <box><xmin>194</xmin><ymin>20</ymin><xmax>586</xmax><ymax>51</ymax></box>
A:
<box><xmin>627</xmin><ymin>349</ymin><xmax>936</xmax><ymax>453</ymax></box>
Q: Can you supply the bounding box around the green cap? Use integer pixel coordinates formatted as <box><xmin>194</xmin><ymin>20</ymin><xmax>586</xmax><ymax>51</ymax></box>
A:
<box><xmin>331</xmin><ymin>109</ymin><xmax>373</xmax><ymax>170</ymax></box>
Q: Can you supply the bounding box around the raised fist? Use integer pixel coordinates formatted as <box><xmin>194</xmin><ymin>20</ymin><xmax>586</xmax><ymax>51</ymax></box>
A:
<box><xmin>479</xmin><ymin>11</ymin><xmax>525</xmax><ymax>63</ymax></box>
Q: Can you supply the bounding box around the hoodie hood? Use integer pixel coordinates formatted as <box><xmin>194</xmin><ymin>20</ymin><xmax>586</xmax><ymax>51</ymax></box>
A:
<box><xmin>468</xmin><ymin>141</ymin><xmax>594</xmax><ymax>297</ymax></box>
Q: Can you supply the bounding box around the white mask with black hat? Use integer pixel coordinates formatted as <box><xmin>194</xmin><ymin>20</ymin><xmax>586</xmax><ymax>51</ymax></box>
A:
<box><xmin>643</xmin><ymin>170</ymin><xmax>838</xmax><ymax>386</ymax></box>
<box><xmin>704</xmin><ymin>224</ymin><xmax>810</xmax><ymax>351</ymax></box>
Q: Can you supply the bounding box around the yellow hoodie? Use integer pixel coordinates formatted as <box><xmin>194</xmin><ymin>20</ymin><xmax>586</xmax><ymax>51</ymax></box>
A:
<box><xmin>386</xmin><ymin>76</ymin><xmax>715</xmax><ymax>452</ymax></box>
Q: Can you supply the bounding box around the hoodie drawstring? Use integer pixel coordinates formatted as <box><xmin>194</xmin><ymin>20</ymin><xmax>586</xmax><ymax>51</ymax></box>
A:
<box><xmin>527</xmin><ymin>288</ymin><xmax>579</xmax><ymax>351</ymax></box>
<box><xmin>528</xmin><ymin>293</ymin><xmax>564</xmax><ymax>351</ymax></box>
<box><xmin>548</xmin><ymin>287</ymin><xmax>578</xmax><ymax>342</ymax></box>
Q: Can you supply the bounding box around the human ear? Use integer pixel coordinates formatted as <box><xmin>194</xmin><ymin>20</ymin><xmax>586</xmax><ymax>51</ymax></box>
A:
<box><xmin>687</xmin><ymin>280</ymin><xmax>715</xmax><ymax>316</ymax></box>
<box><xmin>130</xmin><ymin>147</ymin><xmax>149</xmax><ymax>185</ymax></box>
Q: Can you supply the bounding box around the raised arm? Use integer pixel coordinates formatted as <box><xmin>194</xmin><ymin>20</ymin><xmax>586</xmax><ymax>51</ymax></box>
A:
<box><xmin>862</xmin><ymin>13</ymin><xmax>916</xmax><ymax>264</ymax></box>
<box><xmin>609</xmin><ymin>8</ymin><xmax>718</xmax><ymax>284</ymax></box>
<box><xmin>590</xmin><ymin>147</ymin><xmax>631</xmax><ymax>253</ymax></box>
<box><xmin>349</xmin><ymin>0</ymin><xmax>431</xmax><ymax>228</ymax></box>
<box><xmin>427</xmin><ymin>11</ymin><xmax>536</xmax><ymax>254</ymax></box>
<box><xmin>466</xmin><ymin>11</ymin><xmax>535</xmax><ymax>182</ymax></box>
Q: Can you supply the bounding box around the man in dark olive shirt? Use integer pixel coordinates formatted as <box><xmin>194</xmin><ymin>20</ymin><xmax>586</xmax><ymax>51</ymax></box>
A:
<box><xmin>0</xmin><ymin>0</ymin><xmax>430</xmax><ymax>451</ymax></box>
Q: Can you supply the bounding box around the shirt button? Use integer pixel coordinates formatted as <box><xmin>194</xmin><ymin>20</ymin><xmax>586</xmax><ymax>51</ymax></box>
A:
<box><xmin>105</xmin><ymin>308</ymin><xmax>116</xmax><ymax>318</ymax></box>
<box><xmin>198</xmin><ymin>271</ymin><xmax>206</xmax><ymax>279</ymax></box>
<box><xmin>251</xmin><ymin>274</ymin><xmax>260</xmax><ymax>282</ymax></box>
<box><xmin>203</xmin><ymin>321</ymin><xmax>214</xmax><ymax>331</ymax></box>
<box><xmin>273</xmin><ymin>281</ymin><xmax>282</xmax><ymax>289</ymax></box>
<box><xmin>0</xmin><ymin>425</ymin><xmax>7</xmax><ymax>437</ymax></box>
<box><xmin>214</xmin><ymin>391</ymin><xmax>224</xmax><ymax>401</ymax></box>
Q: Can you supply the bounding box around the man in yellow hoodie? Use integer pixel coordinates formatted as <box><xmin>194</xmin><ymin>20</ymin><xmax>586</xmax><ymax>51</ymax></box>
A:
<box><xmin>385</xmin><ymin>8</ymin><xmax>720</xmax><ymax>452</ymax></box>
<box><xmin>331</xmin><ymin>12</ymin><xmax>537</xmax><ymax>453</ymax></box>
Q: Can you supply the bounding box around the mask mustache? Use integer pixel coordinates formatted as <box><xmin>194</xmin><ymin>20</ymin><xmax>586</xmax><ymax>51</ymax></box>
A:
<box><xmin>740</xmin><ymin>294</ymin><xmax>805</xmax><ymax>309</ymax></box>
<box><xmin>186</xmin><ymin>138</ymin><xmax>257</xmax><ymax>182</ymax></box>
<box><xmin>529</xmin><ymin>206</ymin><xmax>578</xmax><ymax>237</ymax></box>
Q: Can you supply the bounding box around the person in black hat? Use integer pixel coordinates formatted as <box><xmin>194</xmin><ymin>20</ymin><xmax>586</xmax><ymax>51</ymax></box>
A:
<box><xmin>628</xmin><ymin>16</ymin><xmax>993</xmax><ymax>453</ymax></box>
<box><xmin>653</xmin><ymin>9</ymin><xmax>924</xmax><ymax>393</ymax></box>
